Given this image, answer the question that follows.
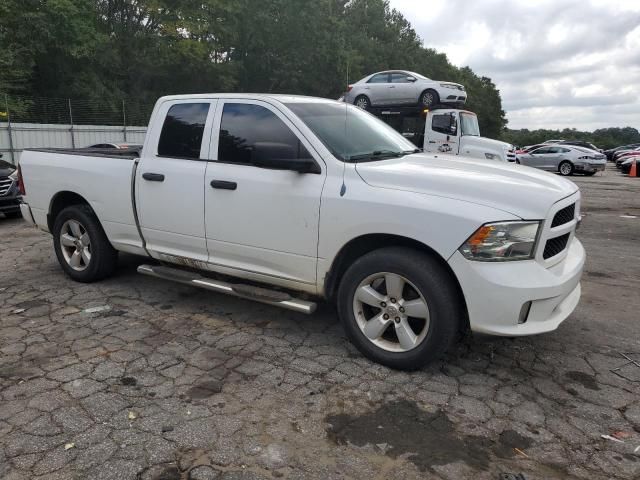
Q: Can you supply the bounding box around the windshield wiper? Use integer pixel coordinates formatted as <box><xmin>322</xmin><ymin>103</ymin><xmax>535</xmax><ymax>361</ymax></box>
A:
<box><xmin>347</xmin><ymin>148</ymin><xmax>420</xmax><ymax>162</ymax></box>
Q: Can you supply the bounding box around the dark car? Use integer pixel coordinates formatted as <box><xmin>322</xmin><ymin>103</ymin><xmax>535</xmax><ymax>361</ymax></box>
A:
<box><xmin>558</xmin><ymin>140</ymin><xmax>600</xmax><ymax>152</ymax></box>
<box><xmin>620</xmin><ymin>156</ymin><xmax>639</xmax><ymax>175</ymax></box>
<box><xmin>616</xmin><ymin>149</ymin><xmax>640</xmax><ymax>168</ymax></box>
<box><xmin>605</xmin><ymin>143</ymin><xmax>640</xmax><ymax>161</ymax></box>
<box><xmin>0</xmin><ymin>156</ymin><xmax>22</xmax><ymax>218</ymax></box>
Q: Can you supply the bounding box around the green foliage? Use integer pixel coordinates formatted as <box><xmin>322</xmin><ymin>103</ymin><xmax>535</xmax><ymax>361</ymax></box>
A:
<box><xmin>1</xmin><ymin>0</ymin><xmax>508</xmax><ymax>136</ymax></box>
<box><xmin>501</xmin><ymin>126</ymin><xmax>640</xmax><ymax>150</ymax></box>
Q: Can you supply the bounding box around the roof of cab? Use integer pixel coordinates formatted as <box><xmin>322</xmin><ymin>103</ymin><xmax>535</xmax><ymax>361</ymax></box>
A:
<box><xmin>156</xmin><ymin>93</ymin><xmax>340</xmax><ymax>104</ymax></box>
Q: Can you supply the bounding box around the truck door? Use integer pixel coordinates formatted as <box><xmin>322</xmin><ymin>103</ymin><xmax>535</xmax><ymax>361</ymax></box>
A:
<box><xmin>203</xmin><ymin>100</ymin><xmax>325</xmax><ymax>285</ymax></box>
<box><xmin>423</xmin><ymin>112</ymin><xmax>459</xmax><ymax>155</ymax></box>
<box><xmin>136</xmin><ymin>99</ymin><xmax>217</xmax><ymax>261</ymax></box>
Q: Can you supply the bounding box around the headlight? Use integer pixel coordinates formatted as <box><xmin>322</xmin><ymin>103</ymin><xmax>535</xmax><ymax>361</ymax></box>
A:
<box><xmin>459</xmin><ymin>221</ymin><xmax>540</xmax><ymax>261</ymax></box>
<box><xmin>440</xmin><ymin>83</ymin><xmax>456</xmax><ymax>89</ymax></box>
<box><xmin>484</xmin><ymin>153</ymin><xmax>498</xmax><ymax>160</ymax></box>
<box><xmin>578</xmin><ymin>156</ymin><xmax>593</xmax><ymax>160</ymax></box>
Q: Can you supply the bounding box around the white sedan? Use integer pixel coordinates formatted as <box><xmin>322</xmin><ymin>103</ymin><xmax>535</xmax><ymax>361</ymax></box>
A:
<box><xmin>343</xmin><ymin>70</ymin><xmax>467</xmax><ymax>109</ymax></box>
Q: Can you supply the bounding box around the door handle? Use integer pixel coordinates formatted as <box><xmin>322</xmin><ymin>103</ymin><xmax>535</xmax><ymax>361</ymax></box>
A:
<box><xmin>210</xmin><ymin>180</ymin><xmax>237</xmax><ymax>190</ymax></box>
<box><xmin>389</xmin><ymin>86</ymin><xmax>396</xmax><ymax>88</ymax></box>
<box><xmin>428</xmin><ymin>140</ymin><xmax>436</xmax><ymax>144</ymax></box>
<box><xmin>142</xmin><ymin>172</ymin><xmax>165</xmax><ymax>182</ymax></box>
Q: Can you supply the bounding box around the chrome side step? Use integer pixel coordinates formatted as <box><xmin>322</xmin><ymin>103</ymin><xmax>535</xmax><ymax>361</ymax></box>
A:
<box><xmin>137</xmin><ymin>264</ymin><xmax>317</xmax><ymax>315</ymax></box>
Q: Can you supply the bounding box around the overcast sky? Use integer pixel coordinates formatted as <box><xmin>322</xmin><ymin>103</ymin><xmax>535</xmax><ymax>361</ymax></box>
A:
<box><xmin>388</xmin><ymin>0</ymin><xmax>640</xmax><ymax>131</ymax></box>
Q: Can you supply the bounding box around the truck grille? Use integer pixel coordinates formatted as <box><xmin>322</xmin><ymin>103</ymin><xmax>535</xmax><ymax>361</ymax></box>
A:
<box><xmin>0</xmin><ymin>176</ymin><xmax>13</xmax><ymax>196</ymax></box>
<box><xmin>551</xmin><ymin>203</ymin><xmax>575</xmax><ymax>228</ymax></box>
<box><xmin>543</xmin><ymin>233</ymin><xmax>570</xmax><ymax>259</ymax></box>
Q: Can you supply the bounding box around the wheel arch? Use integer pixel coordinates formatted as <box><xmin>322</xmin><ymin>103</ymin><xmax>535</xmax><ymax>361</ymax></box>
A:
<box><xmin>420</xmin><ymin>88</ymin><xmax>440</xmax><ymax>104</ymax></box>
<box><xmin>324</xmin><ymin>233</ymin><xmax>469</xmax><ymax>331</ymax></box>
<box><xmin>47</xmin><ymin>191</ymin><xmax>94</xmax><ymax>232</ymax></box>
<box><xmin>354</xmin><ymin>94</ymin><xmax>370</xmax><ymax>106</ymax></box>
<box><xmin>558</xmin><ymin>159</ymin><xmax>573</xmax><ymax>173</ymax></box>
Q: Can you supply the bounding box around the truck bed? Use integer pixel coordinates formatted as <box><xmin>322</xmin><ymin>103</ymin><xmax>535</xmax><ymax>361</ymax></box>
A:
<box><xmin>19</xmin><ymin>148</ymin><xmax>145</xmax><ymax>255</ymax></box>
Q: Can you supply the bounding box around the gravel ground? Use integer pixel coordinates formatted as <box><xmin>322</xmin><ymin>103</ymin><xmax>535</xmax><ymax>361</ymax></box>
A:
<box><xmin>1</xmin><ymin>168</ymin><xmax>639</xmax><ymax>480</ymax></box>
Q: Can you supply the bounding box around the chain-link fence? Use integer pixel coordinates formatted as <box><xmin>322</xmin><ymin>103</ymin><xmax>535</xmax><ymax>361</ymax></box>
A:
<box><xmin>0</xmin><ymin>94</ymin><xmax>154</xmax><ymax>164</ymax></box>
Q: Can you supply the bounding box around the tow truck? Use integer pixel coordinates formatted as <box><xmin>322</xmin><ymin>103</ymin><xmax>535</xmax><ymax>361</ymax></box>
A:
<box><xmin>366</xmin><ymin>104</ymin><xmax>516</xmax><ymax>163</ymax></box>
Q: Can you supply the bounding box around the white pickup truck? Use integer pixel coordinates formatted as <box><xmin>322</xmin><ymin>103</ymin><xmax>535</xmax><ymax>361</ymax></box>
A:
<box><xmin>18</xmin><ymin>94</ymin><xmax>585</xmax><ymax>369</ymax></box>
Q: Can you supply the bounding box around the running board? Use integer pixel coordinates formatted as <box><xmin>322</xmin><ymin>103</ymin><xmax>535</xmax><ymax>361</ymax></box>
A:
<box><xmin>137</xmin><ymin>264</ymin><xmax>317</xmax><ymax>315</ymax></box>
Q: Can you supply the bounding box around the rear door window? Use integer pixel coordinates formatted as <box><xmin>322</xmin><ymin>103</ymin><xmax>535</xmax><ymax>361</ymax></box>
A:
<box><xmin>158</xmin><ymin>103</ymin><xmax>210</xmax><ymax>159</ymax></box>
<box><xmin>367</xmin><ymin>73</ymin><xmax>390</xmax><ymax>84</ymax></box>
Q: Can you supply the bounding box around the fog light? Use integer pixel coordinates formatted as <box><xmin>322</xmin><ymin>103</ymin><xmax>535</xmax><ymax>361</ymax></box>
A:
<box><xmin>518</xmin><ymin>301</ymin><xmax>532</xmax><ymax>324</ymax></box>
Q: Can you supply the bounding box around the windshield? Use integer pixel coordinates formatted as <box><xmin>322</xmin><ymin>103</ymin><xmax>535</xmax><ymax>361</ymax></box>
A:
<box><xmin>285</xmin><ymin>102</ymin><xmax>418</xmax><ymax>162</ymax></box>
<box><xmin>460</xmin><ymin>112</ymin><xmax>480</xmax><ymax>136</ymax></box>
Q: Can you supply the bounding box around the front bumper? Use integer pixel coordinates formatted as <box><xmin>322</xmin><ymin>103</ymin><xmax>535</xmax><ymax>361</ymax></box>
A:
<box><xmin>0</xmin><ymin>196</ymin><xmax>22</xmax><ymax>213</ymax></box>
<box><xmin>448</xmin><ymin>237</ymin><xmax>585</xmax><ymax>336</ymax></box>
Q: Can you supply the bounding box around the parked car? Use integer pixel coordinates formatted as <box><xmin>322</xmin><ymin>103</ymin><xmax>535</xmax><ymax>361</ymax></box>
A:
<box><xmin>343</xmin><ymin>70</ymin><xmax>466</xmax><ymax>109</ymax></box>
<box><xmin>85</xmin><ymin>143</ymin><xmax>143</xmax><ymax>157</ymax></box>
<box><xmin>516</xmin><ymin>144</ymin><xmax>545</xmax><ymax>154</ymax></box>
<box><xmin>620</xmin><ymin>156</ymin><xmax>639</xmax><ymax>174</ymax></box>
<box><xmin>604</xmin><ymin>144</ymin><xmax>640</xmax><ymax>161</ymax></box>
<box><xmin>517</xmin><ymin>145</ymin><xmax>606</xmax><ymax>176</ymax></box>
<box><xmin>18</xmin><ymin>93</ymin><xmax>585</xmax><ymax>370</ymax></box>
<box><xmin>543</xmin><ymin>139</ymin><xmax>565</xmax><ymax>144</ymax></box>
<box><xmin>0</xmin><ymin>156</ymin><xmax>22</xmax><ymax>218</ymax></box>
<box><xmin>615</xmin><ymin>148</ymin><xmax>640</xmax><ymax>167</ymax></box>
<box><xmin>557</xmin><ymin>140</ymin><xmax>600</xmax><ymax>152</ymax></box>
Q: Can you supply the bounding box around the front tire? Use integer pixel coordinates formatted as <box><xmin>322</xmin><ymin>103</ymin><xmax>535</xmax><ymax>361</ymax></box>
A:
<box><xmin>420</xmin><ymin>89</ymin><xmax>440</xmax><ymax>108</ymax></box>
<box><xmin>559</xmin><ymin>161</ymin><xmax>574</xmax><ymax>176</ymax></box>
<box><xmin>53</xmin><ymin>205</ymin><xmax>118</xmax><ymax>282</ymax></box>
<box><xmin>337</xmin><ymin>247</ymin><xmax>462</xmax><ymax>370</ymax></box>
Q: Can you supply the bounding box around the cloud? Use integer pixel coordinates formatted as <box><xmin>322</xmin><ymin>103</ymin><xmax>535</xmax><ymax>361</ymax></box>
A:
<box><xmin>388</xmin><ymin>0</ymin><xmax>640</xmax><ymax>130</ymax></box>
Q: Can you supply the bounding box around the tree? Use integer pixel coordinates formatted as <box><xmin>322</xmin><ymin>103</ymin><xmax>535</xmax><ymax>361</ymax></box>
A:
<box><xmin>1</xmin><ymin>0</ymin><xmax>508</xmax><ymax>136</ymax></box>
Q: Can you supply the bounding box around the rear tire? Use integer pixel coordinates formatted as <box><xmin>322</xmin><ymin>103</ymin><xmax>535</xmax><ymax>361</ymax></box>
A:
<box><xmin>337</xmin><ymin>247</ymin><xmax>462</xmax><ymax>370</ymax></box>
<box><xmin>420</xmin><ymin>89</ymin><xmax>440</xmax><ymax>108</ymax></box>
<box><xmin>53</xmin><ymin>205</ymin><xmax>118</xmax><ymax>283</ymax></box>
<box><xmin>559</xmin><ymin>160</ymin><xmax>574</xmax><ymax>176</ymax></box>
<box><xmin>354</xmin><ymin>95</ymin><xmax>370</xmax><ymax>110</ymax></box>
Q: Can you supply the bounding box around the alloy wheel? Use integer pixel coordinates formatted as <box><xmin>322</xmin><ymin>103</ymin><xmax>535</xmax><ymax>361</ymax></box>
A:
<box><xmin>59</xmin><ymin>219</ymin><xmax>91</xmax><ymax>271</ymax></box>
<box><xmin>355</xmin><ymin>97</ymin><xmax>369</xmax><ymax>109</ymax></box>
<box><xmin>352</xmin><ymin>272</ymin><xmax>430</xmax><ymax>353</ymax></box>
<box><xmin>421</xmin><ymin>92</ymin><xmax>434</xmax><ymax>107</ymax></box>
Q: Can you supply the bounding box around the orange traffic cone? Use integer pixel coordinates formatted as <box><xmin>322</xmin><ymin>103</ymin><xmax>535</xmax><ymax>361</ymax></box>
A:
<box><xmin>630</xmin><ymin>160</ymin><xmax>638</xmax><ymax>177</ymax></box>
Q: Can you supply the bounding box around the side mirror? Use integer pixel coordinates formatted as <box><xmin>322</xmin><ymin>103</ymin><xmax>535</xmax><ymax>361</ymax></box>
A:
<box><xmin>251</xmin><ymin>142</ymin><xmax>320</xmax><ymax>174</ymax></box>
<box><xmin>449</xmin><ymin>116</ymin><xmax>458</xmax><ymax>135</ymax></box>
<box><xmin>257</xmin><ymin>156</ymin><xmax>320</xmax><ymax>174</ymax></box>
<box><xmin>406</xmin><ymin>76</ymin><xmax>417</xmax><ymax>82</ymax></box>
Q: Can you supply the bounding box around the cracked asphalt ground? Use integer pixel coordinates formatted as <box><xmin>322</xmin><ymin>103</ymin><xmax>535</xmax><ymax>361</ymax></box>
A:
<box><xmin>1</xmin><ymin>170</ymin><xmax>639</xmax><ymax>480</ymax></box>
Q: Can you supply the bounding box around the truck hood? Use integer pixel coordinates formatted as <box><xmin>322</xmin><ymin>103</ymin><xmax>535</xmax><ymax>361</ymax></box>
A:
<box><xmin>355</xmin><ymin>154</ymin><xmax>578</xmax><ymax>219</ymax></box>
<box><xmin>461</xmin><ymin>136</ymin><xmax>512</xmax><ymax>156</ymax></box>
